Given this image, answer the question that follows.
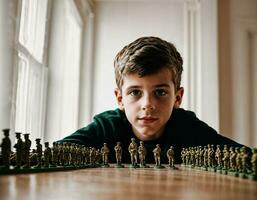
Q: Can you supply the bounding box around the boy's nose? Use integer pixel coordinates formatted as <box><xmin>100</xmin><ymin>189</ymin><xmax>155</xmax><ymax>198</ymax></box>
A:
<box><xmin>141</xmin><ymin>95</ymin><xmax>155</xmax><ymax>110</ymax></box>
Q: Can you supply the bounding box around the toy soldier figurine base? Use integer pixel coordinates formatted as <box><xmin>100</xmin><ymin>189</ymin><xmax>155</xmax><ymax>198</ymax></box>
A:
<box><xmin>166</xmin><ymin>146</ymin><xmax>177</xmax><ymax>169</ymax></box>
<box><xmin>23</xmin><ymin>133</ymin><xmax>31</xmax><ymax>168</ymax></box>
<box><xmin>128</xmin><ymin>138</ymin><xmax>139</xmax><ymax>168</ymax></box>
<box><xmin>138</xmin><ymin>141</ymin><xmax>149</xmax><ymax>168</ymax></box>
<box><xmin>14</xmin><ymin>132</ymin><xmax>24</xmax><ymax>169</ymax></box>
<box><xmin>101</xmin><ymin>143</ymin><xmax>110</xmax><ymax>167</ymax></box>
<box><xmin>114</xmin><ymin>142</ymin><xmax>124</xmax><ymax>168</ymax></box>
<box><xmin>153</xmin><ymin>144</ymin><xmax>164</xmax><ymax>169</ymax></box>
<box><xmin>0</xmin><ymin>129</ymin><xmax>11</xmax><ymax>169</ymax></box>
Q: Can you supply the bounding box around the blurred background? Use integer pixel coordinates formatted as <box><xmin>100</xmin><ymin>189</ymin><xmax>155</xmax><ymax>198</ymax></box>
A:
<box><xmin>0</xmin><ymin>0</ymin><xmax>256</xmax><ymax>148</ymax></box>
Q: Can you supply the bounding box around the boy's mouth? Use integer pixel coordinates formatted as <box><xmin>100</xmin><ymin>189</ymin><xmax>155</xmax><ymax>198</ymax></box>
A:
<box><xmin>138</xmin><ymin>116</ymin><xmax>158</xmax><ymax>124</ymax></box>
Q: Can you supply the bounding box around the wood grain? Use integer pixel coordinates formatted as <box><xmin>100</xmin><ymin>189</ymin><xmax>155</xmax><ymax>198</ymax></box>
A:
<box><xmin>0</xmin><ymin>165</ymin><xmax>257</xmax><ymax>200</ymax></box>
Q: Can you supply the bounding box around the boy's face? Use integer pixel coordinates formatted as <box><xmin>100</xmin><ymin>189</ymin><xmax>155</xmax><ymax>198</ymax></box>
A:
<box><xmin>115</xmin><ymin>68</ymin><xmax>184</xmax><ymax>141</ymax></box>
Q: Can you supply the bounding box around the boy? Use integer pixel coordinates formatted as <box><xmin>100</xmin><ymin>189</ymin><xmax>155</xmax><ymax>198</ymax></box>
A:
<box><xmin>57</xmin><ymin>36</ymin><xmax>243</xmax><ymax>163</ymax></box>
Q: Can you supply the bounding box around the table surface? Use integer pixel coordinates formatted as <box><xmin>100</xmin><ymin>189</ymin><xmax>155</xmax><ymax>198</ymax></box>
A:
<box><xmin>0</xmin><ymin>165</ymin><xmax>257</xmax><ymax>200</ymax></box>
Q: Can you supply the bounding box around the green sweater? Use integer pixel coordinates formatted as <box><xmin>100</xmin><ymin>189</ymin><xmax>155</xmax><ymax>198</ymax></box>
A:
<box><xmin>58</xmin><ymin>108</ymin><xmax>243</xmax><ymax>163</ymax></box>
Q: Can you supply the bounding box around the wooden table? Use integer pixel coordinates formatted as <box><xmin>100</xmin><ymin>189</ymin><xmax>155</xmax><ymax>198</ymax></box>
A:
<box><xmin>1</xmin><ymin>165</ymin><xmax>257</xmax><ymax>200</ymax></box>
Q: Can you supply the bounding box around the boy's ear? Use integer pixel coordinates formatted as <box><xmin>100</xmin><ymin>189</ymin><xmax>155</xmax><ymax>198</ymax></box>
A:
<box><xmin>174</xmin><ymin>87</ymin><xmax>184</xmax><ymax>108</ymax></box>
<box><xmin>114</xmin><ymin>88</ymin><xmax>124</xmax><ymax>110</ymax></box>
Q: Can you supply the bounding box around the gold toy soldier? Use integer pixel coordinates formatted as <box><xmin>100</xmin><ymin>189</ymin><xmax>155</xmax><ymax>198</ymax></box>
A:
<box><xmin>63</xmin><ymin>143</ymin><xmax>70</xmax><ymax>166</ymax></box>
<box><xmin>35</xmin><ymin>138</ymin><xmax>42</xmax><ymax>168</ymax></box>
<box><xmin>185</xmin><ymin>148</ymin><xmax>190</xmax><ymax>165</ymax></box>
<box><xmin>101</xmin><ymin>143</ymin><xmax>110</xmax><ymax>167</ymax></box>
<box><xmin>128</xmin><ymin>138</ymin><xmax>138</xmax><ymax>167</ymax></box>
<box><xmin>1</xmin><ymin>129</ymin><xmax>11</xmax><ymax>168</ymax></box>
<box><xmin>181</xmin><ymin>148</ymin><xmax>186</xmax><ymax>165</ymax></box>
<box><xmin>13</xmin><ymin>132</ymin><xmax>24</xmax><ymax>169</ymax></box>
<box><xmin>215</xmin><ymin>145</ymin><xmax>223</xmax><ymax>169</ymax></box>
<box><xmin>70</xmin><ymin>143</ymin><xmax>77</xmax><ymax>166</ymax></box>
<box><xmin>251</xmin><ymin>148</ymin><xmax>257</xmax><ymax>175</ymax></box>
<box><xmin>52</xmin><ymin>142</ymin><xmax>58</xmax><ymax>166</ymax></box>
<box><xmin>240</xmin><ymin>146</ymin><xmax>249</xmax><ymax>173</ymax></box>
<box><xmin>58</xmin><ymin>143</ymin><xmax>64</xmax><ymax>166</ymax></box>
<box><xmin>95</xmin><ymin>149</ymin><xmax>102</xmax><ymax>165</ymax></box>
<box><xmin>114</xmin><ymin>142</ymin><xmax>124</xmax><ymax>167</ymax></box>
<box><xmin>222</xmin><ymin>145</ymin><xmax>230</xmax><ymax>170</ymax></box>
<box><xmin>203</xmin><ymin>146</ymin><xmax>208</xmax><ymax>168</ymax></box>
<box><xmin>153</xmin><ymin>144</ymin><xmax>164</xmax><ymax>168</ymax></box>
<box><xmin>235</xmin><ymin>147</ymin><xmax>242</xmax><ymax>172</ymax></box>
<box><xmin>90</xmin><ymin>147</ymin><xmax>96</xmax><ymax>166</ymax></box>
<box><xmin>199</xmin><ymin>146</ymin><xmax>204</xmax><ymax>167</ymax></box>
<box><xmin>44</xmin><ymin>142</ymin><xmax>52</xmax><ymax>168</ymax></box>
<box><xmin>138</xmin><ymin>141</ymin><xmax>148</xmax><ymax>168</ymax></box>
<box><xmin>167</xmin><ymin>146</ymin><xmax>176</xmax><ymax>169</ymax></box>
<box><xmin>190</xmin><ymin>147</ymin><xmax>195</xmax><ymax>167</ymax></box>
<box><xmin>229</xmin><ymin>146</ymin><xmax>237</xmax><ymax>171</ymax></box>
<box><xmin>23</xmin><ymin>133</ymin><xmax>31</xmax><ymax>168</ymax></box>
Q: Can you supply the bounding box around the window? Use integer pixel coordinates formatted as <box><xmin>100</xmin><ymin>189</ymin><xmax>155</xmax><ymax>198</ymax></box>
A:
<box><xmin>14</xmin><ymin>0</ymin><xmax>49</xmax><ymax>143</ymax></box>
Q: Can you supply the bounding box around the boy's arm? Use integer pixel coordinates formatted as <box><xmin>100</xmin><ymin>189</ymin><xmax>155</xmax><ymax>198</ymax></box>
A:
<box><xmin>56</xmin><ymin>121</ymin><xmax>103</xmax><ymax>148</ymax></box>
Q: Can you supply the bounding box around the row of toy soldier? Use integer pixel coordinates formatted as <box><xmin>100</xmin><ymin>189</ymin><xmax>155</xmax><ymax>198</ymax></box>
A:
<box><xmin>51</xmin><ymin>143</ymin><xmax>103</xmax><ymax>167</ymax></box>
<box><xmin>181</xmin><ymin>144</ymin><xmax>257</xmax><ymax>176</ymax></box>
<box><xmin>127</xmin><ymin>138</ymin><xmax>176</xmax><ymax>169</ymax></box>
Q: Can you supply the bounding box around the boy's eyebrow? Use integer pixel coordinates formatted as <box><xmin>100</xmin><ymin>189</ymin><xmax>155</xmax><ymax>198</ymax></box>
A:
<box><xmin>125</xmin><ymin>84</ymin><xmax>171</xmax><ymax>90</ymax></box>
<box><xmin>155</xmin><ymin>84</ymin><xmax>171</xmax><ymax>88</ymax></box>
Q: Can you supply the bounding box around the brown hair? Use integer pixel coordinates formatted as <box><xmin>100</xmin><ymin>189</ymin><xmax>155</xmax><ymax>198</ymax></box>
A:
<box><xmin>114</xmin><ymin>36</ymin><xmax>183</xmax><ymax>91</ymax></box>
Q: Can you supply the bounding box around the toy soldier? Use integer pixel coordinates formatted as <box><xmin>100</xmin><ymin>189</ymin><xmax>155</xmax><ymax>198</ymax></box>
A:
<box><xmin>198</xmin><ymin>146</ymin><xmax>204</xmax><ymax>167</ymax></box>
<box><xmin>85</xmin><ymin>147</ymin><xmax>90</xmax><ymax>165</ymax></box>
<box><xmin>189</xmin><ymin>147</ymin><xmax>195</xmax><ymax>166</ymax></box>
<box><xmin>215</xmin><ymin>145</ymin><xmax>222</xmax><ymax>169</ymax></box>
<box><xmin>240</xmin><ymin>146</ymin><xmax>249</xmax><ymax>173</ymax></box>
<box><xmin>101</xmin><ymin>143</ymin><xmax>110</xmax><ymax>167</ymax></box>
<box><xmin>181</xmin><ymin>148</ymin><xmax>186</xmax><ymax>165</ymax></box>
<box><xmin>95</xmin><ymin>149</ymin><xmax>102</xmax><ymax>165</ymax></box>
<box><xmin>114</xmin><ymin>142</ymin><xmax>124</xmax><ymax>167</ymax></box>
<box><xmin>90</xmin><ymin>147</ymin><xmax>96</xmax><ymax>166</ymax></box>
<box><xmin>52</xmin><ymin>142</ymin><xmax>58</xmax><ymax>167</ymax></box>
<box><xmin>167</xmin><ymin>146</ymin><xmax>176</xmax><ymax>169</ymax></box>
<box><xmin>229</xmin><ymin>146</ymin><xmax>237</xmax><ymax>171</ymax></box>
<box><xmin>35</xmin><ymin>138</ymin><xmax>42</xmax><ymax>168</ymax></box>
<box><xmin>29</xmin><ymin>149</ymin><xmax>37</xmax><ymax>166</ymax></box>
<box><xmin>235</xmin><ymin>147</ymin><xmax>242</xmax><ymax>172</ymax></box>
<box><xmin>138</xmin><ymin>141</ymin><xmax>148</xmax><ymax>168</ymax></box>
<box><xmin>70</xmin><ymin>143</ymin><xmax>77</xmax><ymax>166</ymax></box>
<box><xmin>153</xmin><ymin>144</ymin><xmax>164</xmax><ymax>168</ymax></box>
<box><xmin>77</xmin><ymin>144</ymin><xmax>83</xmax><ymax>166</ymax></box>
<box><xmin>222</xmin><ymin>145</ymin><xmax>230</xmax><ymax>170</ymax></box>
<box><xmin>1</xmin><ymin>129</ymin><xmax>11</xmax><ymax>168</ymax></box>
<box><xmin>63</xmin><ymin>143</ymin><xmax>70</xmax><ymax>166</ymax></box>
<box><xmin>13</xmin><ymin>132</ymin><xmax>24</xmax><ymax>169</ymax></box>
<box><xmin>185</xmin><ymin>148</ymin><xmax>190</xmax><ymax>165</ymax></box>
<box><xmin>58</xmin><ymin>143</ymin><xmax>64</xmax><ymax>166</ymax></box>
<box><xmin>203</xmin><ymin>146</ymin><xmax>208</xmax><ymax>168</ymax></box>
<box><xmin>251</xmin><ymin>148</ymin><xmax>257</xmax><ymax>175</ymax></box>
<box><xmin>44</xmin><ymin>142</ymin><xmax>52</xmax><ymax>168</ymax></box>
<box><xmin>23</xmin><ymin>133</ymin><xmax>31</xmax><ymax>168</ymax></box>
<box><xmin>128</xmin><ymin>138</ymin><xmax>138</xmax><ymax>167</ymax></box>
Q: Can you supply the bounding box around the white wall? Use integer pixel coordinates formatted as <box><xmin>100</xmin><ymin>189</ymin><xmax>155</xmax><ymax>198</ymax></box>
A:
<box><xmin>0</xmin><ymin>0</ymin><xmax>16</xmax><ymax>142</ymax></box>
<box><xmin>93</xmin><ymin>0</ymin><xmax>184</xmax><ymax>114</ymax></box>
<box><xmin>92</xmin><ymin>0</ymin><xmax>219</xmax><ymax>130</ymax></box>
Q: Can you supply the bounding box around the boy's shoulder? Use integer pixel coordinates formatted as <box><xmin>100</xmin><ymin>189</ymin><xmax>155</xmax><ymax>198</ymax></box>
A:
<box><xmin>171</xmin><ymin>108</ymin><xmax>197</xmax><ymax>121</ymax></box>
<box><xmin>93</xmin><ymin>108</ymin><xmax>126</xmax><ymax>120</ymax></box>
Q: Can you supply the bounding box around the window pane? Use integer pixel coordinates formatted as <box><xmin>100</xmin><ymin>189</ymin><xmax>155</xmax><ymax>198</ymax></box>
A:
<box><xmin>19</xmin><ymin>0</ymin><xmax>48</xmax><ymax>63</ymax></box>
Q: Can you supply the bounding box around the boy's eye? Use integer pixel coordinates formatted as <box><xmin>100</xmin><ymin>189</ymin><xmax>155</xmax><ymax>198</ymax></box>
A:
<box><xmin>155</xmin><ymin>89</ymin><xmax>167</xmax><ymax>97</ymax></box>
<box><xmin>129</xmin><ymin>90</ymin><xmax>142</xmax><ymax>97</ymax></box>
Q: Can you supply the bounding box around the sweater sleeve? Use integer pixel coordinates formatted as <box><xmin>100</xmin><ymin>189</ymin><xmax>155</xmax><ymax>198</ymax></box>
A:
<box><xmin>56</xmin><ymin>121</ymin><xmax>103</xmax><ymax>148</ymax></box>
